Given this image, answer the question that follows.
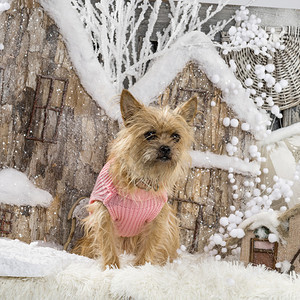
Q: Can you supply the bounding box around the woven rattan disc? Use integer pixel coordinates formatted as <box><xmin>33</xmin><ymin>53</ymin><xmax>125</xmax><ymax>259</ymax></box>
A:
<box><xmin>222</xmin><ymin>27</ymin><xmax>300</xmax><ymax>111</ymax></box>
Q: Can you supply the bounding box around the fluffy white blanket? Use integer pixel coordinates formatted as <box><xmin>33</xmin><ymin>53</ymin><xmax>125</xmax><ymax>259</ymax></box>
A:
<box><xmin>0</xmin><ymin>239</ymin><xmax>299</xmax><ymax>300</ymax></box>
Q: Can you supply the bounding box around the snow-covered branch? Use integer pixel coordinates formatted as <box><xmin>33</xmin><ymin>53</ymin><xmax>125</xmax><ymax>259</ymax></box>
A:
<box><xmin>70</xmin><ymin>0</ymin><xmax>231</xmax><ymax>94</ymax></box>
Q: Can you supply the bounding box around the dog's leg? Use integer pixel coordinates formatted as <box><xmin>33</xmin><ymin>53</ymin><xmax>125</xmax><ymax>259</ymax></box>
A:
<box><xmin>75</xmin><ymin>202</ymin><xmax>120</xmax><ymax>269</ymax></box>
<box><xmin>135</xmin><ymin>203</ymin><xmax>180</xmax><ymax>266</ymax></box>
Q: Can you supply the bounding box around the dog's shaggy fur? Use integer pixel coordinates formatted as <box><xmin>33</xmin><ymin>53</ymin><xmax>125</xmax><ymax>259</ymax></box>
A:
<box><xmin>74</xmin><ymin>90</ymin><xmax>197</xmax><ymax>269</ymax></box>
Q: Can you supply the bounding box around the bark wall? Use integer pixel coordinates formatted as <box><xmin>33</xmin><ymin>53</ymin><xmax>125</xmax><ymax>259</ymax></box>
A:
<box><xmin>0</xmin><ymin>6</ymin><xmax>119</xmax><ymax>245</ymax></box>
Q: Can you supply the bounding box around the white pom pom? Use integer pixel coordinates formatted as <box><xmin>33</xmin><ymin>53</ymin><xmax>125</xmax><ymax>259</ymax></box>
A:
<box><xmin>263</xmin><ymin>168</ymin><xmax>269</xmax><ymax>174</ymax></box>
<box><xmin>230</xmin><ymin>119</ymin><xmax>239</xmax><ymax>127</ymax></box>
<box><xmin>265</xmin><ymin>64</ymin><xmax>275</xmax><ymax>73</ymax></box>
<box><xmin>253</xmin><ymin>188</ymin><xmax>261</xmax><ymax>196</ymax></box>
<box><xmin>228</xmin><ymin>26</ymin><xmax>237</xmax><ymax>36</ymax></box>
<box><xmin>268</xmin><ymin>233</ymin><xmax>278</xmax><ymax>243</ymax></box>
<box><xmin>223</xmin><ymin>117</ymin><xmax>230</xmax><ymax>127</ymax></box>
<box><xmin>245</xmin><ymin>210</ymin><xmax>252</xmax><ymax>218</ymax></box>
<box><xmin>274</xmin><ymin>83</ymin><xmax>282</xmax><ymax>93</ymax></box>
<box><xmin>213</xmin><ymin>234</ymin><xmax>223</xmax><ymax>245</ymax></box>
<box><xmin>249</xmin><ymin>144</ymin><xmax>258</xmax><ymax>154</ymax></box>
<box><xmin>245</xmin><ymin>78</ymin><xmax>253</xmax><ymax>86</ymax></box>
<box><xmin>236</xmin><ymin>228</ymin><xmax>245</xmax><ymax>238</ymax></box>
<box><xmin>211</xmin><ymin>74</ymin><xmax>220</xmax><ymax>84</ymax></box>
<box><xmin>231</xmin><ymin>136</ymin><xmax>239</xmax><ymax>145</ymax></box>
<box><xmin>251</xmin><ymin>205</ymin><xmax>260</xmax><ymax>214</ymax></box>
<box><xmin>220</xmin><ymin>217</ymin><xmax>229</xmax><ymax>227</ymax></box>
<box><xmin>271</xmin><ymin>105</ymin><xmax>280</xmax><ymax>115</ymax></box>
<box><xmin>229</xmin><ymin>229</ymin><xmax>238</xmax><ymax>238</ymax></box>
<box><xmin>241</xmin><ymin>123</ymin><xmax>250</xmax><ymax>131</ymax></box>
<box><xmin>279</xmin><ymin>79</ymin><xmax>288</xmax><ymax>88</ymax></box>
<box><xmin>211</xmin><ymin>101</ymin><xmax>216</xmax><ymax>107</ymax></box>
<box><xmin>280</xmin><ymin>206</ymin><xmax>287</xmax><ymax>212</ymax></box>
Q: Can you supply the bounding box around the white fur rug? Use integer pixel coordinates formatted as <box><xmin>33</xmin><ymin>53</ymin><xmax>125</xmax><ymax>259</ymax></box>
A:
<box><xmin>0</xmin><ymin>239</ymin><xmax>300</xmax><ymax>299</ymax></box>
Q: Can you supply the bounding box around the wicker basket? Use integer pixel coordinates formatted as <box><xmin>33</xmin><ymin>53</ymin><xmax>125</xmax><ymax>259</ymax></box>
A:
<box><xmin>222</xmin><ymin>26</ymin><xmax>300</xmax><ymax>111</ymax></box>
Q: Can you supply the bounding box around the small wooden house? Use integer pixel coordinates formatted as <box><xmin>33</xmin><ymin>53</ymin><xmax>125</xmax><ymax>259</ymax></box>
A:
<box><xmin>239</xmin><ymin>204</ymin><xmax>300</xmax><ymax>273</ymax></box>
<box><xmin>0</xmin><ymin>0</ymin><xmax>269</xmax><ymax>252</ymax></box>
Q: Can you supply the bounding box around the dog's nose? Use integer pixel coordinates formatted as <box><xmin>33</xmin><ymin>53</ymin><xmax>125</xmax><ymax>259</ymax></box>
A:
<box><xmin>159</xmin><ymin>145</ymin><xmax>171</xmax><ymax>155</ymax></box>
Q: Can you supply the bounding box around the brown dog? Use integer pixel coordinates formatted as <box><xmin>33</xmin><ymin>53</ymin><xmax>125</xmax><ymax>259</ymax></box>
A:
<box><xmin>74</xmin><ymin>90</ymin><xmax>197</xmax><ymax>269</ymax></box>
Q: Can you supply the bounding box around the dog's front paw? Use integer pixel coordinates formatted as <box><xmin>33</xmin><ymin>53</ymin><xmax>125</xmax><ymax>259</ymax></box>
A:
<box><xmin>103</xmin><ymin>257</ymin><xmax>120</xmax><ymax>269</ymax></box>
<box><xmin>134</xmin><ymin>256</ymin><xmax>152</xmax><ymax>266</ymax></box>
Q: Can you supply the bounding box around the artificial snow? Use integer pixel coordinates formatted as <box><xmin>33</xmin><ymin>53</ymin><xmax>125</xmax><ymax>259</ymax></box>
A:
<box><xmin>39</xmin><ymin>0</ymin><xmax>119</xmax><ymax>119</ymax></box>
<box><xmin>190</xmin><ymin>150</ymin><xmax>260</xmax><ymax>176</ymax></box>
<box><xmin>268</xmin><ymin>233</ymin><xmax>279</xmax><ymax>243</ymax></box>
<box><xmin>130</xmin><ymin>31</ymin><xmax>269</xmax><ymax>140</ymax></box>
<box><xmin>1</xmin><ymin>237</ymin><xmax>300</xmax><ymax>299</ymax></box>
<box><xmin>260</xmin><ymin>122</ymin><xmax>300</xmax><ymax>146</ymax></box>
<box><xmin>0</xmin><ymin>239</ymin><xmax>92</xmax><ymax>277</ymax></box>
<box><xmin>237</xmin><ymin>210</ymin><xmax>283</xmax><ymax>242</ymax></box>
<box><xmin>0</xmin><ymin>168</ymin><xmax>53</xmax><ymax>207</ymax></box>
<box><xmin>222</xmin><ymin>117</ymin><xmax>230</xmax><ymax>127</ymax></box>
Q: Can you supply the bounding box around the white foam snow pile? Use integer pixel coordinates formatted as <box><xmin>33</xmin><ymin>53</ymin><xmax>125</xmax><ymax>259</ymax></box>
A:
<box><xmin>0</xmin><ymin>238</ymin><xmax>299</xmax><ymax>299</ymax></box>
<box><xmin>0</xmin><ymin>168</ymin><xmax>53</xmax><ymax>207</ymax></box>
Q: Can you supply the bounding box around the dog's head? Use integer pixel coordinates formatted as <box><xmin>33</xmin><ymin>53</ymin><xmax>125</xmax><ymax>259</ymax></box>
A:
<box><xmin>109</xmin><ymin>90</ymin><xmax>197</xmax><ymax>192</ymax></box>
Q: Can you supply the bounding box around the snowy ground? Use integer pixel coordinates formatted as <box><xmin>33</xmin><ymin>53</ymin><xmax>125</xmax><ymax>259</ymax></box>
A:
<box><xmin>0</xmin><ymin>238</ymin><xmax>300</xmax><ymax>300</ymax></box>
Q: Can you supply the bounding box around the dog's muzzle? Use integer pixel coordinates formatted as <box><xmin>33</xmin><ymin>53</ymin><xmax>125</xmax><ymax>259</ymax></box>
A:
<box><xmin>157</xmin><ymin>145</ymin><xmax>171</xmax><ymax>161</ymax></box>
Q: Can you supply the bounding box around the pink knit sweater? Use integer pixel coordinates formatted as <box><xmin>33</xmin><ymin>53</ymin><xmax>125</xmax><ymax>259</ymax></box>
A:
<box><xmin>90</xmin><ymin>161</ymin><xmax>168</xmax><ymax>237</ymax></box>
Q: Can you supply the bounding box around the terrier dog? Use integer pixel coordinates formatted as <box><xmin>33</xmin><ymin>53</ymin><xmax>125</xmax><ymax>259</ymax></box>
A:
<box><xmin>74</xmin><ymin>90</ymin><xmax>197</xmax><ymax>268</ymax></box>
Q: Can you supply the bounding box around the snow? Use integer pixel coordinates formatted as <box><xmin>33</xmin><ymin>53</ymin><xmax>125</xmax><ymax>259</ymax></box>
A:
<box><xmin>237</xmin><ymin>210</ymin><xmax>283</xmax><ymax>242</ymax></box>
<box><xmin>0</xmin><ymin>168</ymin><xmax>53</xmax><ymax>207</ymax></box>
<box><xmin>244</xmin><ymin>78</ymin><xmax>253</xmax><ymax>86</ymax></box>
<box><xmin>259</xmin><ymin>122</ymin><xmax>300</xmax><ymax>146</ymax></box>
<box><xmin>0</xmin><ymin>238</ymin><xmax>92</xmax><ymax>277</ymax></box>
<box><xmin>131</xmin><ymin>31</ymin><xmax>269</xmax><ymax>140</ymax></box>
<box><xmin>39</xmin><ymin>0</ymin><xmax>119</xmax><ymax>119</ymax></box>
<box><xmin>223</xmin><ymin>117</ymin><xmax>230</xmax><ymax>127</ymax></box>
<box><xmin>268</xmin><ymin>233</ymin><xmax>279</xmax><ymax>243</ymax></box>
<box><xmin>190</xmin><ymin>150</ymin><xmax>260</xmax><ymax>175</ymax></box>
<box><xmin>39</xmin><ymin>0</ymin><xmax>233</xmax><ymax>122</ymax></box>
<box><xmin>1</xmin><ymin>238</ymin><xmax>300</xmax><ymax>299</ymax></box>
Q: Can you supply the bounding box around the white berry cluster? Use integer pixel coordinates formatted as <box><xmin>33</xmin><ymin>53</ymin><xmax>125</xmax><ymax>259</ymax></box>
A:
<box><xmin>222</xmin><ymin>6</ymin><xmax>285</xmax><ymax>57</ymax></box>
<box><xmin>222</xmin><ymin>7</ymin><xmax>289</xmax><ymax>119</ymax></box>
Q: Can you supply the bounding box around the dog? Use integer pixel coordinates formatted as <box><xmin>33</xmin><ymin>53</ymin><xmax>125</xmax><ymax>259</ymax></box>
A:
<box><xmin>74</xmin><ymin>90</ymin><xmax>197</xmax><ymax>269</ymax></box>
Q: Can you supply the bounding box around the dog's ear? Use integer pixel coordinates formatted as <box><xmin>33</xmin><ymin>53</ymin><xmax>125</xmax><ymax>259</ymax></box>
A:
<box><xmin>120</xmin><ymin>90</ymin><xmax>143</xmax><ymax>126</ymax></box>
<box><xmin>176</xmin><ymin>96</ymin><xmax>197</xmax><ymax>124</ymax></box>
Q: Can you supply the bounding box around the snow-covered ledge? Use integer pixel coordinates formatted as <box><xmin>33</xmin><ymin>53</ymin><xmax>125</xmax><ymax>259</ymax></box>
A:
<box><xmin>190</xmin><ymin>150</ymin><xmax>260</xmax><ymax>175</ymax></box>
<box><xmin>258</xmin><ymin>122</ymin><xmax>300</xmax><ymax>146</ymax></box>
<box><xmin>0</xmin><ymin>168</ymin><xmax>53</xmax><ymax>207</ymax></box>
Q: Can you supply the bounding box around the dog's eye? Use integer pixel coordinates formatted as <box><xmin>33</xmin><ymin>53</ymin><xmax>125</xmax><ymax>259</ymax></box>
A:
<box><xmin>171</xmin><ymin>133</ymin><xmax>180</xmax><ymax>143</ymax></box>
<box><xmin>144</xmin><ymin>131</ymin><xmax>157</xmax><ymax>141</ymax></box>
